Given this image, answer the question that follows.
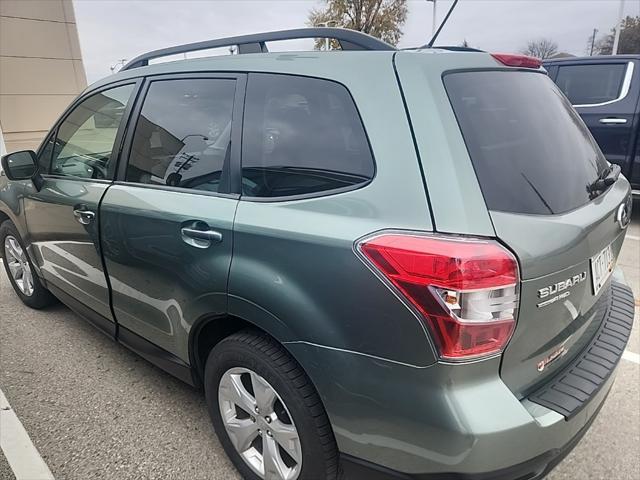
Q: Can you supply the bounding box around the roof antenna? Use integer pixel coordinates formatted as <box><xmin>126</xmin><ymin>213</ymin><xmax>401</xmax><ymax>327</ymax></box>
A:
<box><xmin>426</xmin><ymin>0</ymin><xmax>459</xmax><ymax>48</ymax></box>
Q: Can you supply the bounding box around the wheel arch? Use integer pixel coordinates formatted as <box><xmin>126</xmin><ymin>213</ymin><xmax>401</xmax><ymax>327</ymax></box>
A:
<box><xmin>0</xmin><ymin>210</ymin><xmax>10</xmax><ymax>234</ymax></box>
<box><xmin>0</xmin><ymin>210</ymin><xmax>15</xmax><ymax>259</ymax></box>
<box><xmin>0</xmin><ymin>201</ymin><xmax>29</xmax><ymax>243</ymax></box>
<box><xmin>189</xmin><ymin>312</ymin><xmax>308</xmax><ymax>389</ymax></box>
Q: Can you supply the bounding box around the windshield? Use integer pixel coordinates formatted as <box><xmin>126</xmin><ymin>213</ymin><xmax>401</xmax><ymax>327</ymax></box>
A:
<box><xmin>444</xmin><ymin>70</ymin><xmax>608</xmax><ymax>215</ymax></box>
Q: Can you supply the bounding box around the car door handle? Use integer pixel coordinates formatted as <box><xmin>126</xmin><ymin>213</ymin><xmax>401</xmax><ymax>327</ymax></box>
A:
<box><xmin>599</xmin><ymin>118</ymin><xmax>627</xmax><ymax>125</ymax></box>
<box><xmin>180</xmin><ymin>227</ymin><xmax>223</xmax><ymax>243</ymax></box>
<box><xmin>73</xmin><ymin>209</ymin><xmax>96</xmax><ymax>225</ymax></box>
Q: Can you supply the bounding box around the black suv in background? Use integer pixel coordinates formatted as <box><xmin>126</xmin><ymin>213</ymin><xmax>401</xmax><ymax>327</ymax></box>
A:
<box><xmin>544</xmin><ymin>55</ymin><xmax>640</xmax><ymax>193</ymax></box>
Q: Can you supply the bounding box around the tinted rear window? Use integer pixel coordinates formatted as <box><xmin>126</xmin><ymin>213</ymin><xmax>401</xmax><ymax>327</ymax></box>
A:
<box><xmin>241</xmin><ymin>73</ymin><xmax>374</xmax><ymax>198</ymax></box>
<box><xmin>554</xmin><ymin>63</ymin><xmax>626</xmax><ymax>105</ymax></box>
<box><xmin>444</xmin><ymin>70</ymin><xmax>607</xmax><ymax>215</ymax></box>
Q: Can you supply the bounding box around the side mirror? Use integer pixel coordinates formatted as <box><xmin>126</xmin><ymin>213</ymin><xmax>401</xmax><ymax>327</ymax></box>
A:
<box><xmin>0</xmin><ymin>150</ymin><xmax>43</xmax><ymax>191</ymax></box>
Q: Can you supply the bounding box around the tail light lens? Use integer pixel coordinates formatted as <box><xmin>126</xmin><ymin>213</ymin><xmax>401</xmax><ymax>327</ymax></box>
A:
<box><xmin>358</xmin><ymin>233</ymin><xmax>519</xmax><ymax>360</ymax></box>
<box><xmin>491</xmin><ymin>53</ymin><xmax>542</xmax><ymax>69</ymax></box>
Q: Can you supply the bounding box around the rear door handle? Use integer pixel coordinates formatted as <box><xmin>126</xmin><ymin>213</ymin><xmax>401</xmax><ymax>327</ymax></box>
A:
<box><xmin>181</xmin><ymin>228</ymin><xmax>223</xmax><ymax>242</ymax></box>
<box><xmin>180</xmin><ymin>226</ymin><xmax>223</xmax><ymax>248</ymax></box>
<box><xmin>599</xmin><ymin>118</ymin><xmax>627</xmax><ymax>125</ymax></box>
<box><xmin>73</xmin><ymin>209</ymin><xmax>96</xmax><ymax>225</ymax></box>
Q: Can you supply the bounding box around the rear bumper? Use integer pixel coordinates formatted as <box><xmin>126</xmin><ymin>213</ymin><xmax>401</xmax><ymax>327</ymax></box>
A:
<box><xmin>340</xmin><ymin>394</ymin><xmax>606</xmax><ymax>479</ymax></box>
<box><xmin>288</xmin><ymin>282</ymin><xmax>634</xmax><ymax>479</ymax></box>
<box><xmin>528</xmin><ymin>282</ymin><xmax>634</xmax><ymax>419</ymax></box>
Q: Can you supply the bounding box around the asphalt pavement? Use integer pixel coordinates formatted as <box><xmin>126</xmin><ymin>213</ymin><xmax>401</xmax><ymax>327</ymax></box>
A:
<box><xmin>0</xmin><ymin>208</ymin><xmax>638</xmax><ymax>480</ymax></box>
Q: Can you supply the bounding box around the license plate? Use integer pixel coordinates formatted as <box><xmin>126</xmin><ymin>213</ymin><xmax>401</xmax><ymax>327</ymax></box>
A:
<box><xmin>590</xmin><ymin>243</ymin><xmax>615</xmax><ymax>295</ymax></box>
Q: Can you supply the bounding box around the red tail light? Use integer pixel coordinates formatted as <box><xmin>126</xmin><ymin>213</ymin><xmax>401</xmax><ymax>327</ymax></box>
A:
<box><xmin>491</xmin><ymin>53</ymin><xmax>542</xmax><ymax>69</ymax></box>
<box><xmin>358</xmin><ymin>233</ymin><xmax>519</xmax><ymax>360</ymax></box>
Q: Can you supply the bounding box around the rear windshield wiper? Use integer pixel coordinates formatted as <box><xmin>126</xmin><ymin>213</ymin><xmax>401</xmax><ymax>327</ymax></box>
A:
<box><xmin>588</xmin><ymin>164</ymin><xmax>620</xmax><ymax>198</ymax></box>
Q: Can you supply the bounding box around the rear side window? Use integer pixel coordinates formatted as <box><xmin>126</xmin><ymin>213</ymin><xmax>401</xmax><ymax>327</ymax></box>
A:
<box><xmin>241</xmin><ymin>73</ymin><xmax>374</xmax><ymax>198</ymax></box>
<box><xmin>444</xmin><ymin>70</ymin><xmax>607</xmax><ymax>215</ymax></box>
<box><xmin>126</xmin><ymin>78</ymin><xmax>235</xmax><ymax>193</ymax></box>
<box><xmin>555</xmin><ymin>63</ymin><xmax>627</xmax><ymax>105</ymax></box>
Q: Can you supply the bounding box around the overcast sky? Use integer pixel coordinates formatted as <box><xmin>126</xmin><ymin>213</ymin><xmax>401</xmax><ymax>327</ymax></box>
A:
<box><xmin>73</xmin><ymin>0</ymin><xmax>640</xmax><ymax>83</ymax></box>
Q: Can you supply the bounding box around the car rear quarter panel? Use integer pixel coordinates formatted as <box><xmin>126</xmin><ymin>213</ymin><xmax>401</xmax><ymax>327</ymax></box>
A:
<box><xmin>393</xmin><ymin>52</ymin><xmax>500</xmax><ymax>236</ymax></box>
<box><xmin>226</xmin><ymin>54</ymin><xmax>438</xmax><ymax>367</ymax></box>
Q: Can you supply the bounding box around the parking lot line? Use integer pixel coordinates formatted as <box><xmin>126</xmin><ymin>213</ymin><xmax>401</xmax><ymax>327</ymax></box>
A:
<box><xmin>0</xmin><ymin>388</ymin><xmax>54</xmax><ymax>480</ymax></box>
<box><xmin>622</xmin><ymin>350</ymin><xmax>640</xmax><ymax>365</ymax></box>
<box><xmin>624</xmin><ymin>235</ymin><xmax>639</xmax><ymax>241</ymax></box>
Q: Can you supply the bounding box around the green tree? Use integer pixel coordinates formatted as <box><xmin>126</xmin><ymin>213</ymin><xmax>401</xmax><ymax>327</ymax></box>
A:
<box><xmin>307</xmin><ymin>0</ymin><xmax>408</xmax><ymax>50</ymax></box>
<box><xmin>595</xmin><ymin>16</ymin><xmax>640</xmax><ymax>55</ymax></box>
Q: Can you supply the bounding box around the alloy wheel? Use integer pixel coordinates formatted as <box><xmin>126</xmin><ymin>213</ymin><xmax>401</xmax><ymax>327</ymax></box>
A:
<box><xmin>218</xmin><ymin>367</ymin><xmax>302</xmax><ymax>480</ymax></box>
<box><xmin>4</xmin><ymin>235</ymin><xmax>34</xmax><ymax>297</ymax></box>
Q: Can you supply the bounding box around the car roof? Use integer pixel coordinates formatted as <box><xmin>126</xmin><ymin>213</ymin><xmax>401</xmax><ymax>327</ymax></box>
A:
<box><xmin>89</xmin><ymin>50</ymin><xmax>398</xmax><ymax>89</ymax></box>
<box><xmin>87</xmin><ymin>48</ymin><xmax>496</xmax><ymax>94</ymax></box>
<box><xmin>86</xmin><ymin>28</ymin><xmax>497</xmax><ymax>93</ymax></box>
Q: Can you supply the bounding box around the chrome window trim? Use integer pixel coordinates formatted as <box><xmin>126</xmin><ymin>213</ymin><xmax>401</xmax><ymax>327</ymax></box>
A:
<box><xmin>573</xmin><ymin>61</ymin><xmax>634</xmax><ymax>108</ymax></box>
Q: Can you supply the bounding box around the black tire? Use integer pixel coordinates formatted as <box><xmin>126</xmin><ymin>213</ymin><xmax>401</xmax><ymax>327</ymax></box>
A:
<box><xmin>204</xmin><ymin>330</ymin><xmax>339</xmax><ymax>480</ymax></box>
<box><xmin>0</xmin><ymin>220</ymin><xmax>56</xmax><ymax>309</ymax></box>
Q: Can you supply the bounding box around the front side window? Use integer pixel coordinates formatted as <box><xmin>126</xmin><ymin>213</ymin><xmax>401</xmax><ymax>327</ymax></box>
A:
<box><xmin>555</xmin><ymin>63</ymin><xmax>627</xmax><ymax>105</ymax></box>
<box><xmin>51</xmin><ymin>84</ymin><xmax>135</xmax><ymax>179</ymax></box>
<box><xmin>241</xmin><ymin>73</ymin><xmax>374</xmax><ymax>198</ymax></box>
<box><xmin>126</xmin><ymin>78</ymin><xmax>236</xmax><ymax>193</ymax></box>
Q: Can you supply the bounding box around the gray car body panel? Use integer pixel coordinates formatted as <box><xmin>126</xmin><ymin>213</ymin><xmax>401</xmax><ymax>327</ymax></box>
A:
<box><xmin>286</xmin><ymin>338</ymin><xmax>617</xmax><ymax>474</ymax></box>
<box><xmin>0</xmin><ymin>179</ymin><xmax>29</xmax><ymax>240</ymax></box>
<box><xmin>23</xmin><ymin>178</ymin><xmax>114</xmax><ymax>321</ymax></box>
<box><xmin>491</xmin><ymin>142</ymin><xmax>631</xmax><ymax>396</ymax></box>
<box><xmin>393</xmin><ymin>51</ymin><xmax>497</xmax><ymax>236</ymax></box>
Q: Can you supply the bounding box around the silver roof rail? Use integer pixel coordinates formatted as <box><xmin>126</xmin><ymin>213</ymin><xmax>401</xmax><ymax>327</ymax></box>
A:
<box><xmin>121</xmin><ymin>27</ymin><xmax>396</xmax><ymax>71</ymax></box>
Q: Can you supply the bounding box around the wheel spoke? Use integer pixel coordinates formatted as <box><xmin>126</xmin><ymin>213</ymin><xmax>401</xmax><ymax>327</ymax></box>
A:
<box><xmin>7</xmin><ymin>260</ymin><xmax>21</xmax><ymax>278</ymax></box>
<box><xmin>270</xmin><ymin>419</ymin><xmax>302</xmax><ymax>464</ymax></box>
<box><xmin>251</xmin><ymin>372</ymin><xmax>276</xmax><ymax>413</ymax></box>
<box><xmin>225</xmin><ymin>417</ymin><xmax>259</xmax><ymax>453</ymax></box>
<box><xmin>219</xmin><ymin>372</ymin><xmax>257</xmax><ymax>415</ymax></box>
<box><xmin>22</xmin><ymin>267</ymin><xmax>34</xmax><ymax>296</ymax></box>
<box><xmin>7</xmin><ymin>238</ymin><xmax>22</xmax><ymax>261</ymax></box>
<box><xmin>263</xmin><ymin>434</ymin><xmax>289</xmax><ymax>480</ymax></box>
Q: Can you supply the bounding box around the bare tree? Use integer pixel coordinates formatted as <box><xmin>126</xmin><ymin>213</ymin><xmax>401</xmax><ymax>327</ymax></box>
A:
<box><xmin>308</xmin><ymin>0</ymin><xmax>408</xmax><ymax>50</ymax></box>
<box><xmin>520</xmin><ymin>38</ymin><xmax>559</xmax><ymax>59</ymax></box>
<box><xmin>595</xmin><ymin>34</ymin><xmax>614</xmax><ymax>55</ymax></box>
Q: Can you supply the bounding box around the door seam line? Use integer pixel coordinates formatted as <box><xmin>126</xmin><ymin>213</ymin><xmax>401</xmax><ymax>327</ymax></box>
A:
<box><xmin>97</xmin><ymin>182</ymin><xmax>119</xmax><ymax>340</ymax></box>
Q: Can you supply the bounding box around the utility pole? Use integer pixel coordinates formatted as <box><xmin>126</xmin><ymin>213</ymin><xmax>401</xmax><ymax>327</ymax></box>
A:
<box><xmin>612</xmin><ymin>0</ymin><xmax>625</xmax><ymax>55</ymax></box>
<box><xmin>590</xmin><ymin>28</ymin><xmax>598</xmax><ymax>56</ymax></box>
<box><xmin>426</xmin><ymin>0</ymin><xmax>437</xmax><ymax>36</ymax></box>
<box><xmin>316</xmin><ymin>21</ymin><xmax>335</xmax><ymax>50</ymax></box>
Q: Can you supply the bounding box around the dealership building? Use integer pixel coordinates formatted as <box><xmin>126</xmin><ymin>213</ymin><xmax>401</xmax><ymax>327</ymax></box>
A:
<box><xmin>0</xmin><ymin>0</ymin><xmax>87</xmax><ymax>154</ymax></box>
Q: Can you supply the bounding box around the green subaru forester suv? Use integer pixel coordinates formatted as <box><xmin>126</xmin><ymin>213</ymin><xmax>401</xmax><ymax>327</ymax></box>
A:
<box><xmin>0</xmin><ymin>29</ymin><xmax>635</xmax><ymax>480</ymax></box>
